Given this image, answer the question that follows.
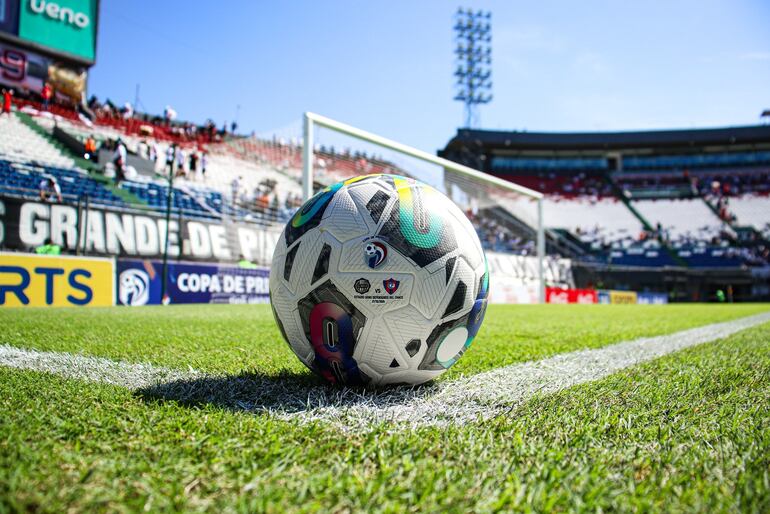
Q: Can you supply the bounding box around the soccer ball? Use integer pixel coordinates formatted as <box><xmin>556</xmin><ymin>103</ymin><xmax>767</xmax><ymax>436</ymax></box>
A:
<box><xmin>269</xmin><ymin>174</ymin><xmax>489</xmax><ymax>387</ymax></box>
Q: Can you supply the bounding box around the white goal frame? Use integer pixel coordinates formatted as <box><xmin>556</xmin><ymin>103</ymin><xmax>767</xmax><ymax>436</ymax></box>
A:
<box><xmin>302</xmin><ymin>111</ymin><xmax>546</xmax><ymax>303</ymax></box>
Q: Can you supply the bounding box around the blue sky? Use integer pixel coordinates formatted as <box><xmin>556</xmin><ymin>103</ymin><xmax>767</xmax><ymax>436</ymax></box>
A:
<box><xmin>90</xmin><ymin>0</ymin><xmax>770</xmax><ymax>153</ymax></box>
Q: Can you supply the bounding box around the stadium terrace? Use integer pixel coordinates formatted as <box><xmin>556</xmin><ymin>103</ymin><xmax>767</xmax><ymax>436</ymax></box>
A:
<box><xmin>440</xmin><ymin>124</ymin><xmax>770</xmax><ymax>301</ymax></box>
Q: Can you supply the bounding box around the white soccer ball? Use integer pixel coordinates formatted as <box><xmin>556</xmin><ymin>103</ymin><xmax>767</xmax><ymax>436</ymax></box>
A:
<box><xmin>269</xmin><ymin>174</ymin><xmax>489</xmax><ymax>387</ymax></box>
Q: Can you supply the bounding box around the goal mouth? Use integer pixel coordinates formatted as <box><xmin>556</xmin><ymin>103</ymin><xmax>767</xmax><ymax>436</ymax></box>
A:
<box><xmin>302</xmin><ymin>112</ymin><xmax>548</xmax><ymax>303</ymax></box>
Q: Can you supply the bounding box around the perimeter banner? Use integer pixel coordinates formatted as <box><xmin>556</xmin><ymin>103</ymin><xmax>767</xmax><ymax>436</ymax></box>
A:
<box><xmin>545</xmin><ymin>287</ymin><xmax>598</xmax><ymax>304</ymax></box>
<box><xmin>637</xmin><ymin>292</ymin><xmax>668</xmax><ymax>304</ymax></box>
<box><xmin>0</xmin><ymin>197</ymin><xmax>280</xmax><ymax>265</ymax></box>
<box><xmin>0</xmin><ymin>251</ymin><xmax>114</xmax><ymax>307</ymax></box>
<box><xmin>597</xmin><ymin>290</ymin><xmax>639</xmax><ymax>304</ymax></box>
<box><xmin>116</xmin><ymin>259</ymin><xmax>270</xmax><ymax>306</ymax></box>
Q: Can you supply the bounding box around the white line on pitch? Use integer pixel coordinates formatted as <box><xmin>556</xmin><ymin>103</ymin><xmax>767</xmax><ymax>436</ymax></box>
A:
<box><xmin>0</xmin><ymin>311</ymin><xmax>768</xmax><ymax>429</ymax></box>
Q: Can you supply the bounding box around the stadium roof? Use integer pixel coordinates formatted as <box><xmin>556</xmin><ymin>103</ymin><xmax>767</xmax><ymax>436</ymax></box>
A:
<box><xmin>442</xmin><ymin>125</ymin><xmax>770</xmax><ymax>153</ymax></box>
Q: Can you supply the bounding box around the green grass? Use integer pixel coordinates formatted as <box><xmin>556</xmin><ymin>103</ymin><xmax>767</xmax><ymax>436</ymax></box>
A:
<box><xmin>1</xmin><ymin>303</ymin><xmax>767</xmax><ymax>379</ymax></box>
<box><xmin>0</xmin><ymin>307</ymin><xmax>768</xmax><ymax>512</ymax></box>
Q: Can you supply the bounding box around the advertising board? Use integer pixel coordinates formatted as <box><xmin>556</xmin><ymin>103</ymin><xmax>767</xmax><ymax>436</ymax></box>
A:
<box><xmin>17</xmin><ymin>0</ymin><xmax>97</xmax><ymax>62</ymax></box>
<box><xmin>0</xmin><ymin>197</ymin><xmax>280</xmax><ymax>265</ymax></box>
<box><xmin>0</xmin><ymin>251</ymin><xmax>113</xmax><ymax>306</ymax></box>
<box><xmin>116</xmin><ymin>259</ymin><xmax>270</xmax><ymax>306</ymax></box>
<box><xmin>545</xmin><ymin>287</ymin><xmax>598</xmax><ymax>304</ymax></box>
<box><xmin>0</xmin><ymin>40</ymin><xmax>86</xmax><ymax>101</ymax></box>
<box><xmin>0</xmin><ymin>0</ymin><xmax>20</xmax><ymax>35</ymax></box>
<box><xmin>637</xmin><ymin>292</ymin><xmax>668</xmax><ymax>304</ymax></box>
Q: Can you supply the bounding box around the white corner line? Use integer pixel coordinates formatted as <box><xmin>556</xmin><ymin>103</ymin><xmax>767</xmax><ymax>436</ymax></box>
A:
<box><xmin>1</xmin><ymin>310</ymin><xmax>768</xmax><ymax>429</ymax></box>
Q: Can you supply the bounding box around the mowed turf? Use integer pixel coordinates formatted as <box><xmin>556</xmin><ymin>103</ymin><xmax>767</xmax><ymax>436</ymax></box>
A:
<box><xmin>0</xmin><ymin>303</ymin><xmax>768</xmax><ymax>379</ymax></box>
<box><xmin>0</xmin><ymin>308</ymin><xmax>768</xmax><ymax>512</ymax></box>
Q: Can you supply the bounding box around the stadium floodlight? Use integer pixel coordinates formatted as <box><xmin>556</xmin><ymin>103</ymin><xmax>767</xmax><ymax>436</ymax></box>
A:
<box><xmin>454</xmin><ymin>8</ymin><xmax>493</xmax><ymax>128</ymax></box>
<box><xmin>302</xmin><ymin>111</ymin><xmax>547</xmax><ymax>303</ymax></box>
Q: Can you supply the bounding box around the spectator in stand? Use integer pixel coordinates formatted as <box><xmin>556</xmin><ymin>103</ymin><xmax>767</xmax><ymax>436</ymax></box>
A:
<box><xmin>164</xmin><ymin>105</ymin><xmax>177</xmax><ymax>124</ymax></box>
<box><xmin>149</xmin><ymin>142</ymin><xmax>159</xmax><ymax>164</ymax></box>
<box><xmin>204</xmin><ymin>119</ymin><xmax>216</xmax><ymax>141</ymax></box>
<box><xmin>113</xmin><ymin>139</ymin><xmax>127</xmax><ymax>184</ymax></box>
<box><xmin>165</xmin><ymin>144</ymin><xmax>176</xmax><ymax>175</ymax></box>
<box><xmin>175</xmin><ymin>145</ymin><xmax>186</xmax><ymax>177</ymax></box>
<box><xmin>200</xmin><ymin>151</ymin><xmax>208</xmax><ymax>179</ymax></box>
<box><xmin>255</xmin><ymin>190</ymin><xmax>269</xmax><ymax>212</ymax></box>
<box><xmin>237</xmin><ymin>254</ymin><xmax>258</xmax><ymax>269</ymax></box>
<box><xmin>122</xmin><ymin>102</ymin><xmax>134</xmax><ymax>120</ymax></box>
<box><xmin>231</xmin><ymin>176</ymin><xmax>242</xmax><ymax>205</ymax></box>
<box><xmin>41</xmin><ymin>82</ymin><xmax>53</xmax><ymax>111</ymax></box>
<box><xmin>1</xmin><ymin>88</ymin><xmax>12</xmax><ymax>116</ymax></box>
<box><xmin>84</xmin><ymin>134</ymin><xmax>97</xmax><ymax>160</ymax></box>
<box><xmin>35</xmin><ymin>238</ymin><xmax>61</xmax><ymax>255</ymax></box>
<box><xmin>189</xmin><ymin>150</ymin><xmax>198</xmax><ymax>178</ymax></box>
<box><xmin>38</xmin><ymin>177</ymin><xmax>62</xmax><ymax>203</ymax></box>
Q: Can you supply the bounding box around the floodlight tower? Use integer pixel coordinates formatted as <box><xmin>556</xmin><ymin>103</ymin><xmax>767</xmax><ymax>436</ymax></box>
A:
<box><xmin>453</xmin><ymin>8</ymin><xmax>493</xmax><ymax>128</ymax></box>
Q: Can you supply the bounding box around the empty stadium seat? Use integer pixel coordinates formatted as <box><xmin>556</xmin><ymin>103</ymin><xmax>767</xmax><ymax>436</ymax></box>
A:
<box><xmin>632</xmin><ymin>198</ymin><xmax>727</xmax><ymax>240</ymax></box>
<box><xmin>0</xmin><ymin>114</ymin><xmax>75</xmax><ymax>169</ymax></box>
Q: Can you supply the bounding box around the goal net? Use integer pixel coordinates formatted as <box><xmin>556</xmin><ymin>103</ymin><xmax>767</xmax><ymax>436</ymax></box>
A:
<box><xmin>301</xmin><ymin>112</ymin><xmax>554</xmax><ymax>304</ymax></box>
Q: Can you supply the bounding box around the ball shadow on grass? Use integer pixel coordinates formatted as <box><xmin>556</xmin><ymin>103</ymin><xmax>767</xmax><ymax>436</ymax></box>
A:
<box><xmin>135</xmin><ymin>370</ymin><xmax>438</xmax><ymax>416</ymax></box>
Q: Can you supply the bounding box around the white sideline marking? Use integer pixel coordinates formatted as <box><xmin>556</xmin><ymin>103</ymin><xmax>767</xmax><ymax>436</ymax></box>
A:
<box><xmin>1</xmin><ymin>311</ymin><xmax>769</xmax><ymax>429</ymax></box>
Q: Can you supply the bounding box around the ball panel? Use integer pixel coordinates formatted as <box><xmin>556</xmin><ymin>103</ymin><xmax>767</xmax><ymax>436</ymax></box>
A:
<box><xmin>287</xmin><ymin>230</ymin><xmax>323</xmax><ymax>296</ymax></box>
<box><xmin>346</xmin><ymin>180</ymin><xmax>397</xmax><ymax>232</ymax></box>
<box><xmin>321</xmin><ymin>188</ymin><xmax>370</xmax><ymax>242</ymax></box>
<box><xmin>284</xmin><ymin>182</ymin><xmax>342</xmax><ymax>246</ymax></box>
<box><xmin>297</xmin><ymin>280</ymin><xmax>369</xmax><ymax>385</ymax></box>
<box><xmin>439</xmin><ymin>256</ymin><xmax>476</xmax><ymax>322</ymax></box>
<box><xmin>333</xmin><ymin>272</ymin><xmax>413</xmax><ymax>316</ymax></box>
<box><xmin>410</xmin><ymin>265</ymin><xmax>449</xmax><ymax>319</ymax></box>
<box><xmin>375</xmin><ymin>180</ymin><xmax>458</xmax><ymax>268</ymax></box>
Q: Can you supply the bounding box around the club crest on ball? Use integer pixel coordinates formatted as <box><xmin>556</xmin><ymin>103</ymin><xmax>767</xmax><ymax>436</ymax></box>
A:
<box><xmin>383</xmin><ymin>278</ymin><xmax>400</xmax><ymax>295</ymax></box>
<box><xmin>363</xmin><ymin>240</ymin><xmax>388</xmax><ymax>268</ymax></box>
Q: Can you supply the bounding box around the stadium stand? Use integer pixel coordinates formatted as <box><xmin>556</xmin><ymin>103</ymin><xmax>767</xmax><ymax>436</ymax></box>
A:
<box><xmin>0</xmin><ymin>158</ymin><xmax>126</xmax><ymax>207</ymax></box>
<box><xmin>0</xmin><ymin>113</ymin><xmax>75</xmax><ymax>169</ymax></box>
<box><xmin>441</xmin><ymin>125</ymin><xmax>770</xmax><ymax>269</ymax></box>
<box><xmin>729</xmin><ymin>195</ymin><xmax>770</xmax><ymax>238</ymax></box>
<box><xmin>631</xmin><ymin>199</ymin><xmax>726</xmax><ymax>240</ymax></box>
<box><xmin>3</xmin><ymin>92</ymin><xmax>768</xmax><ymax>276</ymax></box>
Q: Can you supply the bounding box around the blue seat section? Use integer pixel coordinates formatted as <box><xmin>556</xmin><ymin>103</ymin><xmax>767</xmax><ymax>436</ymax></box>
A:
<box><xmin>608</xmin><ymin>248</ymin><xmax>677</xmax><ymax>267</ymax></box>
<box><xmin>0</xmin><ymin>159</ymin><xmax>127</xmax><ymax>207</ymax></box>
<box><xmin>608</xmin><ymin>246</ymin><xmax>750</xmax><ymax>267</ymax></box>
<box><xmin>120</xmin><ymin>181</ymin><xmax>213</xmax><ymax>217</ymax></box>
<box><xmin>491</xmin><ymin>156</ymin><xmax>608</xmax><ymax>172</ymax></box>
<box><xmin>199</xmin><ymin>190</ymin><xmax>252</xmax><ymax>218</ymax></box>
<box><xmin>623</xmin><ymin>150</ymin><xmax>770</xmax><ymax>171</ymax></box>
<box><xmin>0</xmin><ymin>157</ymin><xmax>278</xmax><ymax>221</ymax></box>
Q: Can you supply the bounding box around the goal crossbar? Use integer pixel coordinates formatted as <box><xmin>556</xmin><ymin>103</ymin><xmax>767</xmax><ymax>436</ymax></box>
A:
<box><xmin>302</xmin><ymin>111</ymin><xmax>546</xmax><ymax>303</ymax></box>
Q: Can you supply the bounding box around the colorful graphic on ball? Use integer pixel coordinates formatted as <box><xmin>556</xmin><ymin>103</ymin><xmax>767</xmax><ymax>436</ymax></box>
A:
<box><xmin>291</xmin><ymin>181</ymin><xmax>343</xmax><ymax>228</ymax></box>
<box><xmin>308</xmin><ymin>302</ymin><xmax>364</xmax><ymax>385</ymax></box>
<box><xmin>364</xmin><ymin>241</ymin><xmax>388</xmax><ymax>268</ymax></box>
<box><xmin>392</xmin><ymin>176</ymin><xmax>444</xmax><ymax>249</ymax></box>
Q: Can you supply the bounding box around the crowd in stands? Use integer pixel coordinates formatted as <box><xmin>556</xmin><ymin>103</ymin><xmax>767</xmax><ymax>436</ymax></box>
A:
<box><xmin>86</xmin><ymin>96</ymin><xmax>244</xmax><ymax>145</ymax></box>
<box><xmin>492</xmin><ymin>171</ymin><xmax>613</xmax><ymax>198</ymax></box>
<box><xmin>3</xmin><ymin>84</ymin><xmax>768</xmax><ymax>268</ymax></box>
<box><xmin>465</xmin><ymin>208</ymin><xmax>535</xmax><ymax>254</ymax></box>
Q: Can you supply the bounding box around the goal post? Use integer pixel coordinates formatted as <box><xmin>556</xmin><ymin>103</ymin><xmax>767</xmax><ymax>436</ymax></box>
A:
<box><xmin>301</xmin><ymin>111</ymin><xmax>547</xmax><ymax>303</ymax></box>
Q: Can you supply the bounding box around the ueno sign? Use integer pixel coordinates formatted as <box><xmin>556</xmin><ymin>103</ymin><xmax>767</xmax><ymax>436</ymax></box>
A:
<box><xmin>29</xmin><ymin>0</ymin><xmax>90</xmax><ymax>29</ymax></box>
